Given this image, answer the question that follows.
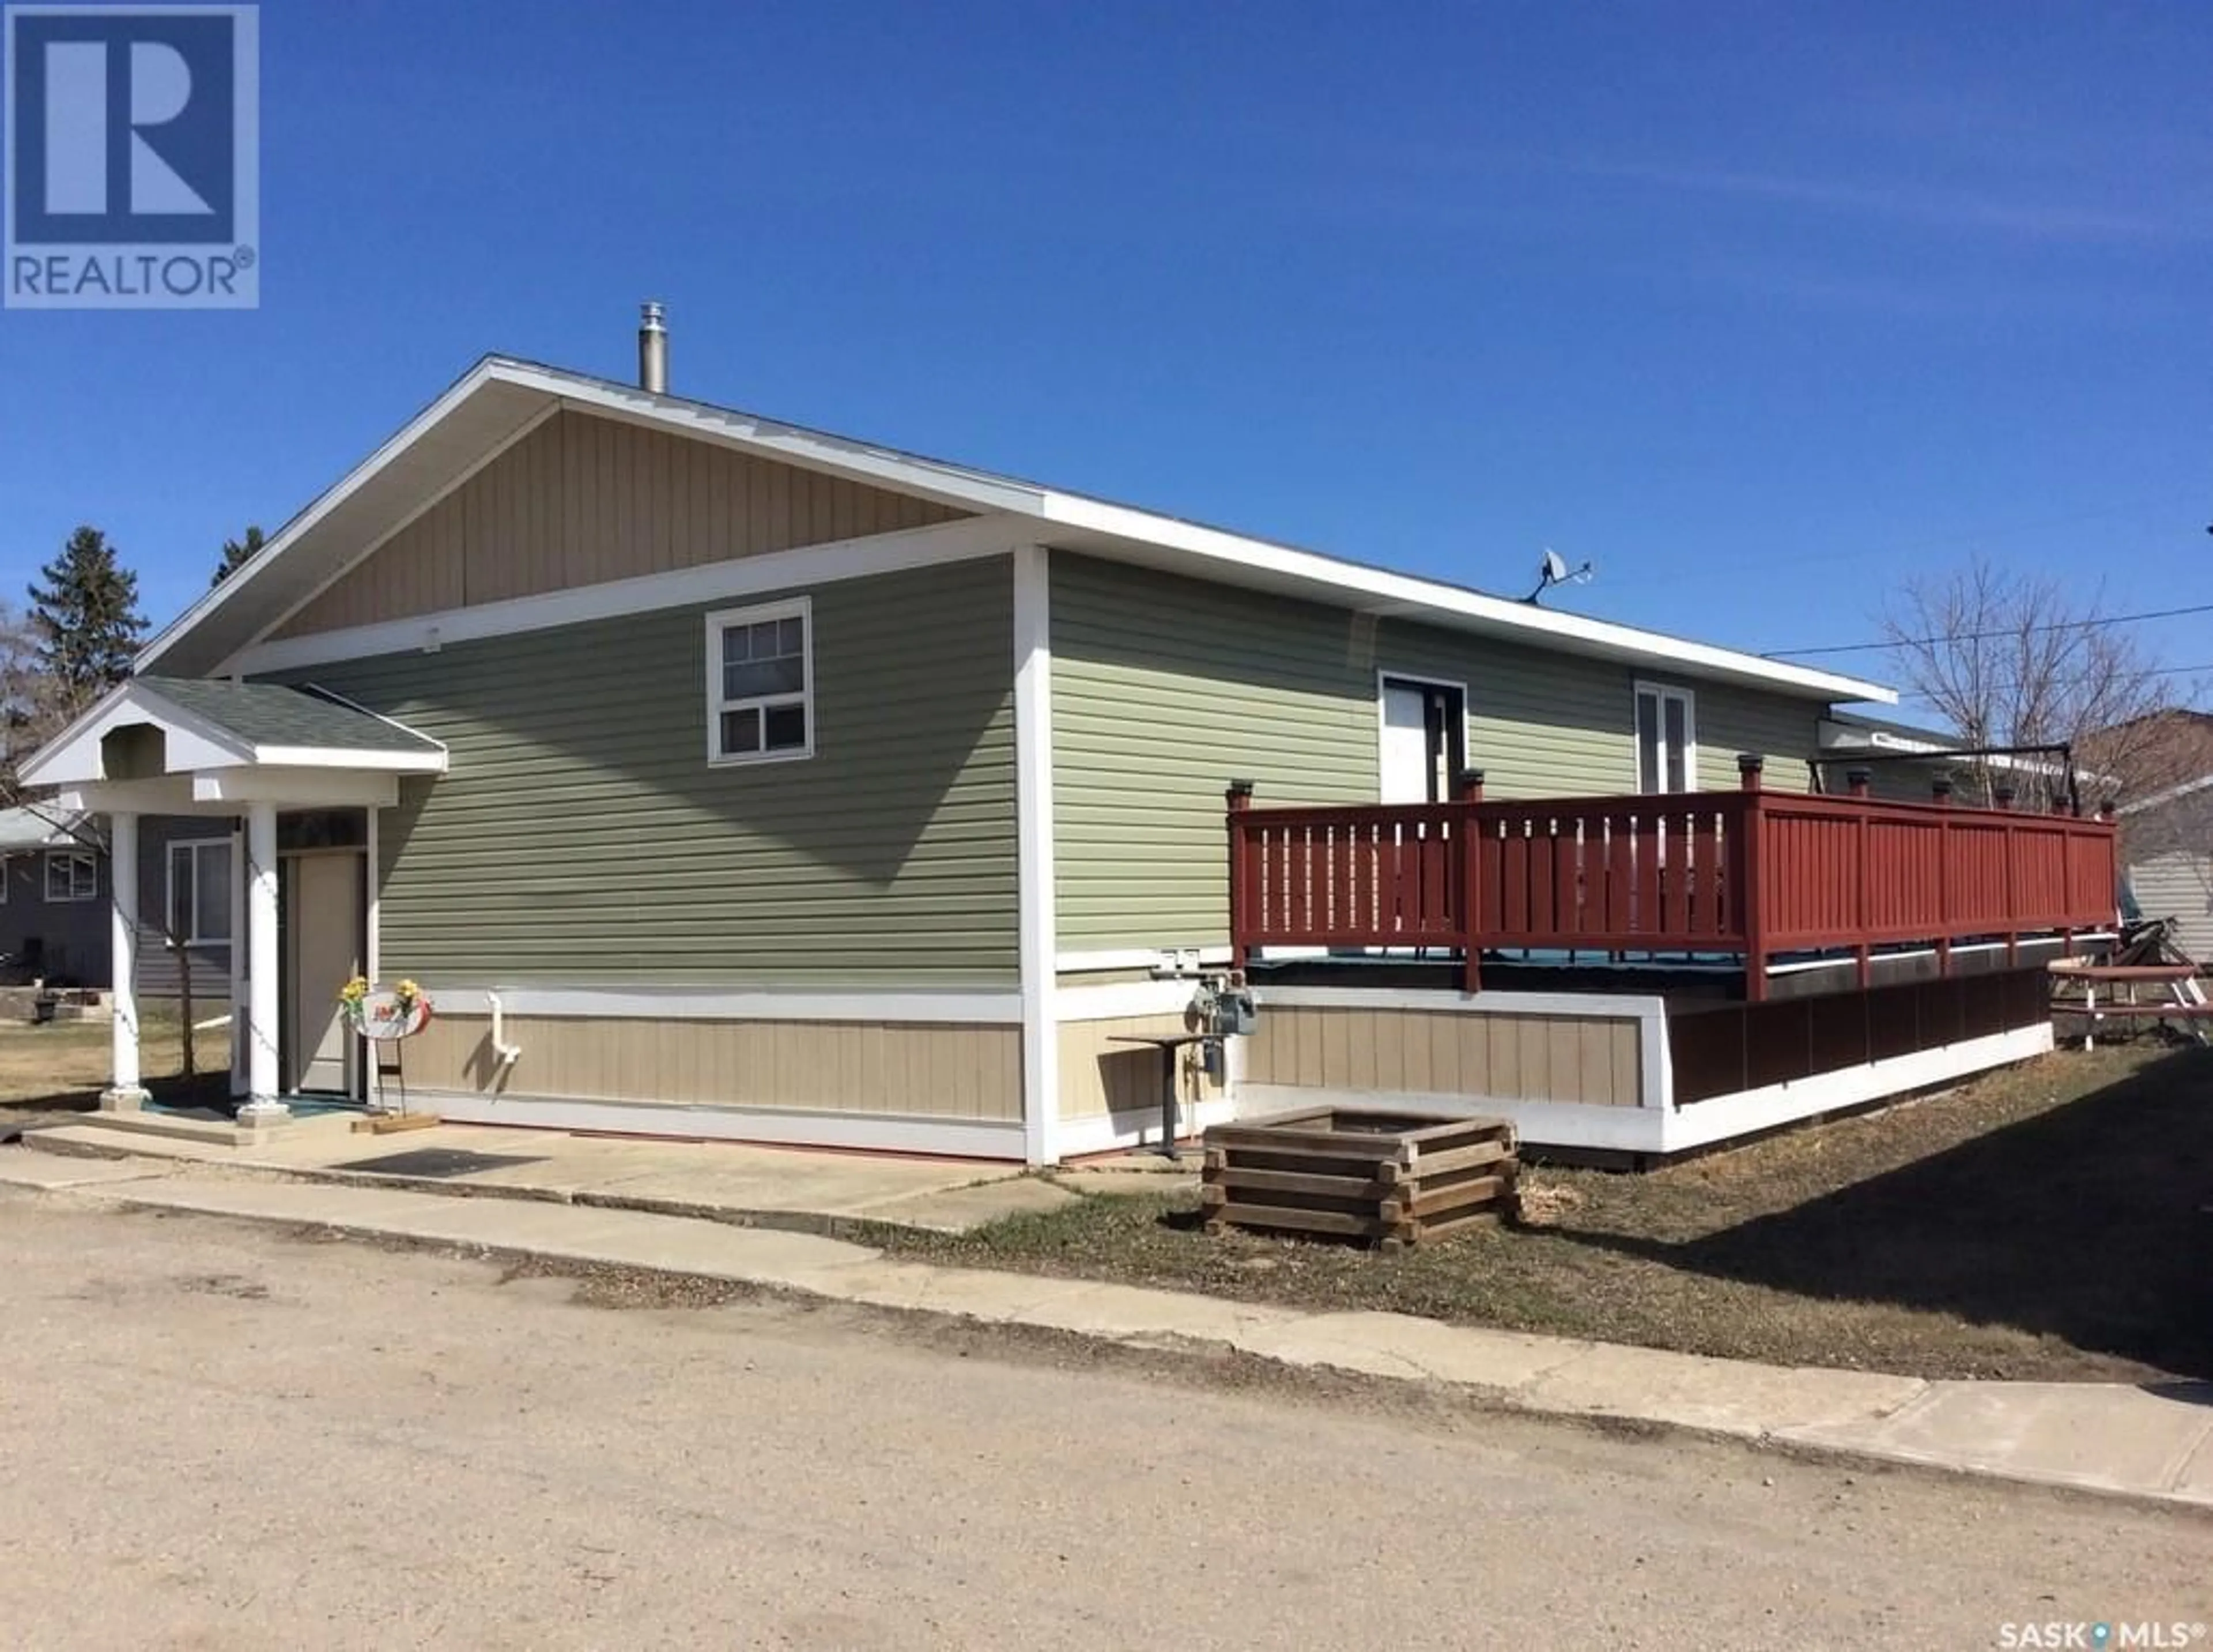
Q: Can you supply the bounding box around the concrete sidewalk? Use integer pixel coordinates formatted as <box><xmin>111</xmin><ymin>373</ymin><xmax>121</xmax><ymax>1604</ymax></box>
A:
<box><xmin>5</xmin><ymin>1147</ymin><xmax>2210</xmax><ymax>1513</ymax></box>
<box><xmin>22</xmin><ymin>1114</ymin><xmax>1087</xmax><ymax>1233</ymax></box>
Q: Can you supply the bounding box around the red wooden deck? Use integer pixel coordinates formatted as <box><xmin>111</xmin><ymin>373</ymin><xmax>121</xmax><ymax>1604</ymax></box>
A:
<box><xmin>1225</xmin><ymin>761</ymin><xmax>2118</xmax><ymax>999</ymax></box>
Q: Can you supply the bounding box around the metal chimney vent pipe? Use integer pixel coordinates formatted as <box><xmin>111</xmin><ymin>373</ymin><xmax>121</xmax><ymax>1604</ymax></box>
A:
<box><xmin>638</xmin><ymin>300</ymin><xmax>668</xmax><ymax>393</ymax></box>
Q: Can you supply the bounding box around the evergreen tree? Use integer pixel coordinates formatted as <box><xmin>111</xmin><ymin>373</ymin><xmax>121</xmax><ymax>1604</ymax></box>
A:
<box><xmin>212</xmin><ymin>524</ymin><xmax>266</xmax><ymax>585</ymax></box>
<box><xmin>27</xmin><ymin>526</ymin><xmax>145</xmax><ymax>710</ymax></box>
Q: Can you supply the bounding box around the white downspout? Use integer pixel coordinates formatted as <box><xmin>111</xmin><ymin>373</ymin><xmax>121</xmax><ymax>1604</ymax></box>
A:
<box><xmin>485</xmin><ymin>991</ymin><xmax>522</xmax><ymax>1070</ymax></box>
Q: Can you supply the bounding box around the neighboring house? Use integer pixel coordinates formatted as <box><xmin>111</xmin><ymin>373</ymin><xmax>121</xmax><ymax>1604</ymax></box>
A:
<box><xmin>0</xmin><ymin>805</ymin><xmax>236</xmax><ymax>1001</ymax></box>
<box><xmin>21</xmin><ymin>321</ymin><xmax>2117</xmax><ymax>1158</ymax></box>
<box><xmin>2113</xmin><ymin>710</ymin><xmax>2213</xmax><ymax>964</ymax></box>
<box><xmin>0</xmin><ymin>806</ymin><xmax>106</xmax><ymax>986</ymax></box>
<box><xmin>1816</xmin><ymin>710</ymin><xmax>2087</xmax><ymax>809</ymax></box>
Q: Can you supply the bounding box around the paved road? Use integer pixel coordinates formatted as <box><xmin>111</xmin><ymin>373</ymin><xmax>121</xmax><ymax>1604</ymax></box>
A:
<box><xmin>1</xmin><ymin>1191</ymin><xmax>2206</xmax><ymax>1650</ymax></box>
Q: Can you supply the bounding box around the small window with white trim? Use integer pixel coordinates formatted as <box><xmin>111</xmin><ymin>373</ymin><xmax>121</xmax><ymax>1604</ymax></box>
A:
<box><xmin>167</xmin><ymin>838</ymin><xmax>234</xmax><ymax>946</ymax></box>
<box><xmin>45</xmin><ymin>850</ymin><xmax>96</xmax><ymax>903</ymax></box>
<box><xmin>707</xmin><ymin>598</ymin><xmax>814</xmax><ymax>765</ymax></box>
<box><xmin>1634</xmin><ymin>683</ymin><xmax>1697</xmax><ymax>794</ymax></box>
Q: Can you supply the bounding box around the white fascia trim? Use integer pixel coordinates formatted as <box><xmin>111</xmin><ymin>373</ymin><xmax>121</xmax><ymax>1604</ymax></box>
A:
<box><xmin>1035</xmin><ymin>492</ymin><xmax>1896</xmax><ymax>705</ymax></box>
<box><xmin>153</xmin><ymin>353</ymin><xmax>1893</xmax><ymax>705</ymax></box>
<box><xmin>1236</xmin><ymin>1083</ymin><xmax>1670</xmax><ymax>1155</ymax></box>
<box><xmin>415</xmin><ymin>1090</ymin><xmax>1025</xmax><ymax>1160</ymax></box>
<box><xmin>1055</xmin><ymin>945</ymin><xmax>1234</xmax><ymax>975</ymax></box>
<box><xmin>1056</xmin><ymin>979</ymin><xmax>1204</xmax><ymax>1022</ymax></box>
<box><xmin>20</xmin><ymin>679</ymin><xmax>255</xmax><ymax>788</ymax></box>
<box><xmin>1057</xmin><ymin>1095</ymin><xmax>1237</xmax><ymax>1158</ymax></box>
<box><xmin>1660</xmin><ymin>1024</ymin><xmax>2050</xmax><ymax>1152</ymax></box>
<box><xmin>1255</xmin><ymin>985</ymin><xmax>1668</xmax><ymax>1018</ymax></box>
<box><xmin>429</xmin><ymin>986</ymin><xmax>1024</xmax><ymax>1024</ymax></box>
<box><xmin>247</xmin><ymin>745</ymin><xmax>448</xmax><ymax>773</ymax></box>
<box><xmin>138</xmin><ymin>359</ymin><xmax>527</xmax><ymax>674</ymax></box>
<box><xmin>190</xmin><ymin>769</ymin><xmax>401</xmax><ymax>810</ymax></box>
<box><xmin>1013</xmin><ymin>543</ymin><xmax>1059</xmax><ymax>1166</ymax></box>
<box><xmin>224</xmin><ymin>514</ymin><xmax>1021</xmax><ymax>676</ymax></box>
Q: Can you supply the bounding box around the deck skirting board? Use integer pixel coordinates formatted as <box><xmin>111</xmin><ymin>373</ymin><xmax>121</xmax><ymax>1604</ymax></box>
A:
<box><xmin>1237</xmin><ymin>1022</ymin><xmax>2053</xmax><ymax>1157</ymax></box>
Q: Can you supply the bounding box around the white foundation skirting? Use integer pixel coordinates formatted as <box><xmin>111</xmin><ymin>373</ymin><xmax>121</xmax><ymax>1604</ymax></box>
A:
<box><xmin>1056</xmin><ymin>1096</ymin><xmax>1239</xmax><ymax>1159</ymax></box>
<box><xmin>1237</xmin><ymin>1022</ymin><xmax>2053</xmax><ymax>1156</ymax></box>
<box><xmin>412</xmin><ymin>1090</ymin><xmax>1026</xmax><ymax>1159</ymax></box>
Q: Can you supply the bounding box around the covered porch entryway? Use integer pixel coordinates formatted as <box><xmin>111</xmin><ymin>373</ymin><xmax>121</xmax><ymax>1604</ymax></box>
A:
<box><xmin>20</xmin><ymin>676</ymin><xmax>447</xmax><ymax>1128</ymax></box>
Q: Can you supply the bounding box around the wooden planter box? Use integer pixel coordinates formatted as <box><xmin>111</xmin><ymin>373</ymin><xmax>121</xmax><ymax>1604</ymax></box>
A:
<box><xmin>1200</xmin><ymin>1109</ymin><xmax>1518</xmax><ymax>1252</ymax></box>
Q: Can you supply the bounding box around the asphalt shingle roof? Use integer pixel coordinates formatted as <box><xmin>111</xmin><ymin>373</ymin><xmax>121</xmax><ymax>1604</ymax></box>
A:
<box><xmin>136</xmin><ymin>677</ymin><xmax>442</xmax><ymax>757</ymax></box>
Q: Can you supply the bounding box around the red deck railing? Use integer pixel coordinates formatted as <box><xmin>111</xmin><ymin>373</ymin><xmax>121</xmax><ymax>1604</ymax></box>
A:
<box><xmin>1226</xmin><ymin>761</ymin><xmax>2119</xmax><ymax>999</ymax></box>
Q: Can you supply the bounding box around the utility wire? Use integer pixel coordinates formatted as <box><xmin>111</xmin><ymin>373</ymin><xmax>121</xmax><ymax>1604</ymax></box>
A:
<box><xmin>1893</xmin><ymin>660</ymin><xmax>2213</xmax><ymax>704</ymax></box>
<box><xmin>1766</xmin><ymin>602</ymin><xmax>2213</xmax><ymax>659</ymax></box>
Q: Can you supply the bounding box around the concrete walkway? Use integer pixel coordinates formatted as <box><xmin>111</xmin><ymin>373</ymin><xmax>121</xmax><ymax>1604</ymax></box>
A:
<box><xmin>24</xmin><ymin>1115</ymin><xmax>1082</xmax><ymax>1233</ymax></box>
<box><xmin>5</xmin><ymin>1146</ymin><xmax>2209</xmax><ymax>1513</ymax></box>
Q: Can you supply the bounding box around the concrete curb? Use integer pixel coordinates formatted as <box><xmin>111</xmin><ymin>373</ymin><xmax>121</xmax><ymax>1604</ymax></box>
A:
<box><xmin>6</xmin><ymin>1151</ymin><xmax>2211</xmax><ymax>1514</ymax></box>
<box><xmin>16</xmin><ymin>1122</ymin><xmax>1060</xmax><ymax>1241</ymax></box>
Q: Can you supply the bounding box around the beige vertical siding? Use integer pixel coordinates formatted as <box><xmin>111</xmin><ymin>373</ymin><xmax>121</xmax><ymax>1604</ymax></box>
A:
<box><xmin>1049</xmin><ymin>551</ymin><xmax>1829</xmax><ymax>953</ymax></box>
<box><xmin>1057</xmin><ymin>1011</ymin><xmax>1223</xmax><ymax>1121</ymax></box>
<box><xmin>402</xmin><ymin>1014</ymin><xmax>1022</xmax><ymax>1120</ymax></box>
<box><xmin>275</xmin><ymin>410</ymin><xmax>970</xmax><ymax>639</ymax></box>
<box><xmin>1242</xmin><ymin>1004</ymin><xmax>1643</xmax><ymax>1107</ymax></box>
<box><xmin>2128</xmin><ymin>850</ymin><xmax>2213</xmax><ymax>963</ymax></box>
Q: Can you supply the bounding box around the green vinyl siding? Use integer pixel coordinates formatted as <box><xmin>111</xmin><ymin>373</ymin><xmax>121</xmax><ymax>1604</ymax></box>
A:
<box><xmin>268</xmin><ymin>556</ymin><xmax>1017</xmax><ymax>986</ymax></box>
<box><xmin>1689</xmin><ymin>681</ymin><xmax>1822</xmax><ymax>793</ymax></box>
<box><xmin>1050</xmin><ymin>552</ymin><xmax>1827</xmax><ymax>954</ymax></box>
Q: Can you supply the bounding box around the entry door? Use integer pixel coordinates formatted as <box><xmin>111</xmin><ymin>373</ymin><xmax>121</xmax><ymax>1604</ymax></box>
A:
<box><xmin>283</xmin><ymin>852</ymin><xmax>364</xmax><ymax>1096</ymax></box>
<box><xmin>1381</xmin><ymin>679</ymin><xmax>1465</xmax><ymax>804</ymax></box>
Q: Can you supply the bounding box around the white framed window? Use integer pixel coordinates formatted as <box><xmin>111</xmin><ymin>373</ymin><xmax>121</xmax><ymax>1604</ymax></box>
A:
<box><xmin>1634</xmin><ymin>682</ymin><xmax>1697</xmax><ymax>794</ymax></box>
<box><xmin>167</xmin><ymin>838</ymin><xmax>235</xmax><ymax>946</ymax></box>
<box><xmin>44</xmin><ymin>850</ymin><xmax>96</xmax><ymax>903</ymax></box>
<box><xmin>706</xmin><ymin>597</ymin><xmax>814</xmax><ymax>766</ymax></box>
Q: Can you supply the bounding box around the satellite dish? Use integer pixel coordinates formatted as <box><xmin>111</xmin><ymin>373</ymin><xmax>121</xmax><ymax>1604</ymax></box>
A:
<box><xmin>1524</xmin><ymin>547</ymin><xmax>1595</xmax><ymax>604</ymax></box>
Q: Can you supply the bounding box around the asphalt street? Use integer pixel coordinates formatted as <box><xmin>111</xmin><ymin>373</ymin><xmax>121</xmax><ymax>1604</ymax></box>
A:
<box><xmin>1</xmin><ymin>1190</ymin><xmax>2206</xmax><ymax>1650</ymax></box>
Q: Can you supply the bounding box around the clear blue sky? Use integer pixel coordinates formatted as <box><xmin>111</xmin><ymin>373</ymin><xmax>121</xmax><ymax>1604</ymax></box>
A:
<box><xmin>3</xmin><ymin>0</ymin><xmax>2208</xmax><ymax>715</ymax></box>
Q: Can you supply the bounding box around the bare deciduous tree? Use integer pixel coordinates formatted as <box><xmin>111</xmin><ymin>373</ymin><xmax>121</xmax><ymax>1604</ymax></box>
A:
<box><xmin>0</xmin><ymin>602</ymin><xmax>212</xmax><ymax>1077</ymax></box>
<box><xmin>1880</xmin><ymin>555</ymin><xmax>2194</xmax><ymax>808</ymax></box>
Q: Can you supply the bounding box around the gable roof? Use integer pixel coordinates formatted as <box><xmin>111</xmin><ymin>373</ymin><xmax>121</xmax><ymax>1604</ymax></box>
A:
<box><xmin>18</xmin><ymin>676</ymin><xmax>446</xmax><ymax>791</ymax></box>
<box><xmin>0</xmin><ymin>805</ymin><xmax>91</xmax><ymax>853</ymax></box>
<box><xmin>129</xmin><ymin>678</ymin><xmax>447</xmax><ymax>757</ymax></box>
<box><xmin>2120</xmin><ymin>772</ymin><xmax>2213</xmax><ymax>816</ymax></box>
<box><xmin>140</xmin><ymin>356</ymin><xmax>1896</xmax><ymax>705</ymax></box>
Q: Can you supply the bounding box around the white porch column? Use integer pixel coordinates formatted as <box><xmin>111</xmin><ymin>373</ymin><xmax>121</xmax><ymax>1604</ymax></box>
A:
<box><xmin>228</xmin><ymin>824</ymin><xmax>246</xmax><ymax>1091</ymax></box>
<box><xmin>237</xmin><ymin>801</ymin><xmax>287</xmax><ymax>1123</ymax></box>
<box><xmin>101</xmin><ymin>812</ymin><xmax>148</xmax><ymax>1110</ymax></box>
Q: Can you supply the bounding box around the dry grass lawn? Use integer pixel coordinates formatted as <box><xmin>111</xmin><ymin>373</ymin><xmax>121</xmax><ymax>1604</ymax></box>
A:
<box><xmin>890</xmin><ymin>1040</ymin><xmax>2213</xmax><ymax>1384</ymax></box>
<box><xmin>0</xmin><ymin>1016</ymin><xmax>232</xmax><ymax>1131</ymax></box>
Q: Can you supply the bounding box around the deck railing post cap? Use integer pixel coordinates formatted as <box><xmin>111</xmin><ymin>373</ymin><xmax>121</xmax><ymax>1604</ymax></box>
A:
<box><xmin>1993</xmin><ymin>783</ymin><xmax>2016</xmax><ymax>808</ymax></box>
<box><xmin>1226</xmin><ymin>779</ymin><xmax>1255</xmax><ymax>804</ymax></box>
<box><xmin>1845</xmin><ymin>766</ymin><xmax>1871</xmax><ymax>790</ymax></box>
<box><xmin>1736</xmin><ymin>754</ymin><xmax>1763</xmax><ymax>773</ymax></box>
<box><xmin>2098</xmin><ymin>797</ymin><xmax>2117</xmax><ymax>819</ymax></box>
<box><xmin>1931</xmin><ymin>774</ymin><xmax>1954</xmax><ymax>799</ymax></box>
<box><xmin>1458</xmin><ymin>768</ymin><xmax>1486</xmax><ymax>800</ymax></box>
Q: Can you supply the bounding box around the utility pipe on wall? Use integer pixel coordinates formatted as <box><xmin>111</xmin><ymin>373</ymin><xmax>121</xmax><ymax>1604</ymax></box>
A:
<box><xmin>485</xmin><ymin>991</ymin><xmax>522</xmax><ymax>1070</ymax></box>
